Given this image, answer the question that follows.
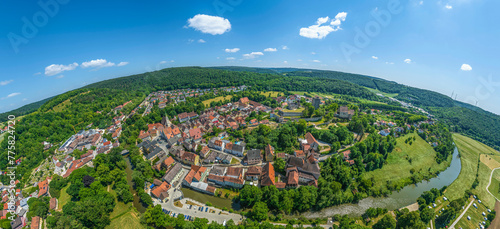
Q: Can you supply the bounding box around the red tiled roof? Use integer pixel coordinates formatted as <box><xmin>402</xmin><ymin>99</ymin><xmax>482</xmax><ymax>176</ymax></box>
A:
<box><xmin>38</xmin><ymin>179</ymin><xmax>49</xmax><ymax>197</ymax></box>
<box><xmin>261</xmin><ymin>163</ymin><xmax>275</xmax><ymax>186</ymax></box>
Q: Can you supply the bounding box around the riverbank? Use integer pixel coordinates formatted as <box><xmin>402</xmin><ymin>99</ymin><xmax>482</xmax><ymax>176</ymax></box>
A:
<box><xmin>445</xmin><ymin>134</ymin><xmax>500</xmax><ymax>209</ymax></box>
<box><xmin>301</xmin><ymin>147</ymin><xmax>461</xmax><ymax>218</ymax></box>
<box><xmin>363</xmin><ymin>133</ymin><xmax>453</xmax><ymax>195</ymax></box>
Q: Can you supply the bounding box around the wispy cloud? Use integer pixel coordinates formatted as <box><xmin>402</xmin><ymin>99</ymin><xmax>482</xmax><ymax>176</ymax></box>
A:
<box><xmin>117</xmin><ymin>62</ymin><xmax>129</xmax><ymax>66</ymax></box>
<box><xmin>312</xmin><ymin>60</ymin><xmax>321</xmax><ymax>63</ymax></box>
<box><xmin>445</xmin><ymin>4</ymin><xmax>453</xmax><ymax>9</ymax></box>
<box><xmin>225</xmin><ymin>48</ymin><xmax>240</xmax><ymax>53</ymax></box>
<box><xmin>226</xmin><ymin>57</ymin><xmax>235</xmax><ymax>60</ymax></box>
<box><xmin>198</xmin><ymin>39</ymin><xmax>206</xmax><ymax>43</ymax></box>
<box><xmin>264</xmin><ymin>48</ymin><xmax>277</xmax><ymax>52</ymax></box>
<box><xmin>0</xmin><ymin>80</ymin><xmax>13</xmax><ymax>86</ymax></box>
<box><xmin>2</xmin><ymin>92</ymin><xmax>21</xmax><ymax>100</ymax></box>
<box><xmin>282</xmin><ymin>45</ymin><xmax>289</xmax><ymax>50</ymax></box>
<box><xmin>81</xmin><ymin>59</ymin><xmax>115</xmax><ymax>69</ymax></box>
<box><xmin>243</xmin><ymin>52</ymin><xmax>264</xmax><ymax>59</ymax></box>
<box><xmin>45</xmin><ymin>62</ymin><xmax>79</xmax><ymax>76</ymax></box>
<box><xmin>372</xmin><ymin>56</ymin><xmax>378</xmax><ymax>60</ymax></box>
<box><xmin>404</xmin><ymin>59</ymin><xmax>412</xmax><ymax>64</ymax></box>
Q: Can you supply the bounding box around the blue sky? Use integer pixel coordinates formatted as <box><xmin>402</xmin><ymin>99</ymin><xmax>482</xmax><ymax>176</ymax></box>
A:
<box><xmin>1</xmin><ymin>0</ymin><xmax>500</xmax><ymax>114</ymax></box>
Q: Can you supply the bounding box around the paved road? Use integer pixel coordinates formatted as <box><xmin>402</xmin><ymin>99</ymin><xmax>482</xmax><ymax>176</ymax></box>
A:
<box><xmin>449</xmin><ymin>199</ymin><xmax>474</xmax><ymax>229</ymax></box>
<box><xmin>155</xmin><ymin>194</ymin><xmax>243</xmax><ymax>224</ymax></box>
<box><xmin>486</xmin><ymin>167</ymin><xmax>500</xmax><ymax>202</ymax></box>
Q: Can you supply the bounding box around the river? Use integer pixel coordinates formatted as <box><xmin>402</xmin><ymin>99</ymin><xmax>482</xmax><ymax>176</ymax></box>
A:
<box><xmin>124</xmin><ymin>156</ymin><xmax>148</xmax><ymax>213</ymax></box>
<box><xmin>302</xmin><ymin>147</ymin><xmax>462</xmax><ymax>218</ymax></box>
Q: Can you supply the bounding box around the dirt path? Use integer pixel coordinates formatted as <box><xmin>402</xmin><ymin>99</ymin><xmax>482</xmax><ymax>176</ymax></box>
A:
<box><xmin>489</xmin><ymin>201</ymin><xmax>500</xmax><ymax>229</ymax></box>
<box><xmin>487</xmin><ymin>168</ymin><xmax>500</xmax><ymax>202</ymax></box>
<box><xmin>449</xmin><ymin>199</ymin><xmax>474</xmax><ymax>229</ymax></box>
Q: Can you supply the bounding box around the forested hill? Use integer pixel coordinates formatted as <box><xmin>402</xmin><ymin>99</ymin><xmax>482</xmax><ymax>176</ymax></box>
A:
<box><xmin>82</xmin><ymin>67</ymin><xmax>376</xmax><ymax>99</ymax></box>
<box><xmin>0</xmin><ymin>97</ymin><xmax>53</xmax><ymax>121</ymax></box>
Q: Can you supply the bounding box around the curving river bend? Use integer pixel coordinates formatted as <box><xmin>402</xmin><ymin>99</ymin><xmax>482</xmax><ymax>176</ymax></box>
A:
<box><xmin>302</xmin><ymin>147</ymin><xmax>462</xmax><ymax>218</ymax></box>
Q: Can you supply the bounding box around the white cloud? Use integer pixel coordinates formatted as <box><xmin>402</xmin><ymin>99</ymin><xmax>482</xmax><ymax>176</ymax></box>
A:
<box><xmin>225</xmin><ymin>48</ymin><xmax>240</xmax><ymax>53</ymax></box>
<box><xmin>22</xmin><ymin>98</ymin><xmax>28</xmax><ymax>101</ymax></box>
<box><xmin>198</xmin><ymin>39</ymin><xmax>206</xmax><ymax>43</ymax></box>
<box><xmin>45</xmin><ymin>62</ymin><xmax>79</xmax><ymax>76</ymax></box>
<box><xmin>187</xmin><ymin>14</ymin><xmax>231</xmax><ymax>35</ymax></box>
<box><xmin>56</xmin><ymin>75</ymin><xmax>64</xmax><ymax>79</ymax></box>
<box><xmin>81</xmin><ymin>59</ymin><xmax>115</xmax><ymax>69</ymax></box>
<box><xmin>7</xmin><ymin>92</ymin><xmax>20</xmax><ymax>98</ymax></box>
<box><xmin>117</xmin><ymin>62</ymin><xmax>129</xmax><ymax>66</ymax></box>
<box><xmin>386</xmin><ymin>62</ymin><xmax>394</xmax><ymax>65</ymax></box>
<box><xmin>312</xmin><ymin>60</ymin><xmax>321</xmax><ymax>63</ymax></box>
<box><xmin>297</xmin><ymin>59</ymin><xmax>303</xmax><ymax>62</ymax></box>
<box><xmin>311</xmin><ymin>52</ymin><xmax>316</xmax><ymax>55</ymax></box>
<box><xmin>243</xmin><ymin>52</ymin><xmax>264</xmax><ymax>59</ymax></box>
<box><xmin>282</xmin><ymin>45</ymin><xmax>289</xmax><ymax>50</ymax></box>
<box><xmin>331</xmin><ymin>12</ymin><xmax>348</xmax><ymax>26</ymax></box>
<box><xmin>404</xmin><ymin>59</ymin><xmax>412</xmax><ymax>64</ymax></box>
<box><xmin>160</xmin><ymin>61</ymin><xmax>168</xmax><ymax>64</ymax></box>
<box><xmin>283</xmin><ymin>61</ymin><xmax>288</xmax><ymax>64</ymax></box>
<box><xmin>226</xmin><ymin>57</ymin><xmax>235</xmax><ymax>60</ymax></box>
<box><xmin>461</xmin><ymin>64</ymin><xmax>472</xmax><ymax>71</ymax></box>
<box><xmin>0</xmin><ymin>80</ymin><xmax>13</xmax><ymax>86</ymax></box>
<box><xmin>264</xmin><ymin>48</ymin><xmax>277</xmax><ymax>52</ymax></box>
<box><xmin>372</xmin><ymin>56</ymin><xmax>379</xmax><ymax>60</ymax></box>
<box><xmin>33</xmin><ymin>72</ymin><xmax>41</xmax><ymax>76</ymax></box>
<box><xmin>300</xmin><ymin>12</ymin><xmax>347</xmax><ymax>39</ymax></box>
<box><xmin>188</xmin><ymin>39</ymin><xmax>195</xmax><ymax>43</ymax></box>
<box><xmin>419</xmin><ymin>1</ymin><xmax>424</xmax><ymax>5</ymax></box>
<box><xmin>445</xmin><ymin>4</ymin><xmax>453</xmax><ymax>9</ymax></box>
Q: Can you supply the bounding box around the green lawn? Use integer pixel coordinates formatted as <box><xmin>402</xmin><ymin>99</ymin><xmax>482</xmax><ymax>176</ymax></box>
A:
<box><xmin>363</xmin><ymin>133</ymin><xmax>451</xmax><ymax>191</ymax></box>
<box><xmin>282</xmin><ymin>107</ymin><xmax>305</xmax><ymax>113</ymax></box>
<box><xmin>57</xmin><ymin>184</ymin><xmax>71</xmax><ymax>210</ymax></box>
<box><xmin>445</xmin><ymin>134</ymin><xmax>500</xmax><ymax>209</ymax></box>
<box><xmin>202</xmin><ymin>95</ymin><xmax>233</xmax><ymax>107</ymax></box>
<box><xmin>230</xmin><ymin>157</ymin><xmax>240</xmax><ymax>164</ymax></box>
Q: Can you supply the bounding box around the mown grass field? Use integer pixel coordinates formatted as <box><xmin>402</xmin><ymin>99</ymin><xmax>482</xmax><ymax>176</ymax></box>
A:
<box><xmin>445</xmin><ymin>134</ymin><xmax>500</xmax><ymax>209</ymax></box>
<box><xmin>455</xmin><ymin>198</ymin><xmax>491</xmax><ymax>229</ymax></box>
<box><xmin>260</xmin><ymin>91</ymin><xmax>283</xmax><ymax>97</ymax></box>
<box><xmin>487</xmin><ymin>169</ymin><xmax>500</xmax><ymax>201</ymax></box>
<box><xmin>107</xmin><ymin>185</ymin><xmax>144</xmax><ymax>229</ymax></box>
<box><xmin>106</xmin><ymin>211</ymin><xmax>144</xmax><ymax>229</ymax></box>
<box><xmin>444</xmin><ymin>134</ymin><xmax>482</xmax><ymax>200</ymax></box>
<box><xmin>364</xmin><ymin>87</ymin><xmax>399</xmax><ymax>98</ymax></box>
<box><xmin>202</xmin><ymin>95</ymin><xmax>233</xmax><ymax>107</ymax></box>
<box><xmin>57</xmin><ymin>184</ymin><xmax>71</xmax><ymax>210</ymax></box>
<box><xmin>363</xmin><ymin>133</ymin><xmax>451</xmax><ymax>191</ymax></box>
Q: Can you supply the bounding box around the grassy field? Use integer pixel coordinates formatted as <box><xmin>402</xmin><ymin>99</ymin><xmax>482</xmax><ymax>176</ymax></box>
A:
<box><xmin>202</xmin><ymin>95</ymin><xmax>233</xmax><ymax>107</ymax></box>
<box><xmin>107</xmin><ymin>185</ymin><xmax>144</xmax><ymax>229</ymax></box>
<box><xmin>260</xmin><ymin>91</ymin><xmax>283</xmax><ymax>97</ymax></box>
<box><xmin>364</xmin><ymin>87</ymin><xmax>399</xmax><ymax>98</ymax></box>
<box><xmin>106</xmin><ymin>211</ymin><xmax>144</xmax><ymax>229</ymax></box>
<box><xmin>282</xmin><ymin>107</ymin><xmax>305</xmax><ymax>113</ymax></box>
<box><xmin>57</xmin><ymin>184</ymin><xmax>71</xmax><ymax>210</ymax></box>
<box><xmin>445</xmin><ymin>134</ymin><xmax>500</xmax><ymax>209</ymax></box>
<box><xmin>363</xmin><ymin>133</ymin><xmax>451</xmax><ymax>191</ymax></box>
<box><xmin>454</xmin><ymin>198</ymin><xmax>491</xmax><ymax>229</ymax></box>
<box><xmin>487</xmin><ymin>169</ymin><xmax>500</xmax><ymax>200</ymax></box>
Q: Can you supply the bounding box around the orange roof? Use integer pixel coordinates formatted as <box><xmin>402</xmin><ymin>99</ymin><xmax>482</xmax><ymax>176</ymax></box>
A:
<box><xmin>38</xmin><ymin>179</ymin><xmax>49</xmax><ymax>197</ymax></box>
<box><xmin>151</xmin><ymin>181</ymin><xmax>171</xmax><ymax>198</ymax></box>
<box><xmin>261</xmin><ymin>163</ymin><xmax>275</xmax><ymax>186</ymax></box>
<box><xmin>163</xmin><ymin>156</ymin><xmax>175</xmax><ymax>167</ymax></box>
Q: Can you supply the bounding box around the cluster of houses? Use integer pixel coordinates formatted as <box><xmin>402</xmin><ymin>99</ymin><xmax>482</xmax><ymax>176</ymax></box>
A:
<box><xmin>1</xmin><ymin>177</ymin><xmax>58</xmax><ymax>229</ymax></box>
